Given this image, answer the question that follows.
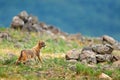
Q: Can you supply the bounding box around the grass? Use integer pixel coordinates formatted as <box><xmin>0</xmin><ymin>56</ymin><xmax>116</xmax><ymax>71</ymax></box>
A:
<box><xmin>0</xmin><ymin>55</ymin><xmax>72</xmax><ymax>80</ymax></box>
<box><xmin>0</xmin><ymin>28</ymin><xmax>120</xmax><ymax>80</ymax></box>
<box><xmin>76</xmin><ymin>63</ymin><xmax>101</xmax><ymax>76</ymax></box>
<box><xmin>0</xmin><ymin>54</ymin><xmax>120</xmax><ymax>80</ymax></box>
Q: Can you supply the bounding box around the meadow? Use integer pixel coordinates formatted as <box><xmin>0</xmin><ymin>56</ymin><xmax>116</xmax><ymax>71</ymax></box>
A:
<box><xmin>0</xmin><ymin>28</ymin><xmax>120</xmax><ymax>80</ymax></box>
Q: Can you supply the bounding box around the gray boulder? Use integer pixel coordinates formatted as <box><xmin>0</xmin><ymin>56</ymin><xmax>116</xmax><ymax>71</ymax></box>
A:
<box><xmin>65</xmin><ymin>49</ymin><xmax>80</xmax><ymax>60</ymax></box>
<box><xmin>80</xmin><ymin>50</ymin><xmax>97</xmax><ymax>64</ymax></box>
<box><xmin>18</xmin><ymin>11</ymin><xmax>29</xmax><ymax>23</ymax></box>
<box><xmin>96</xmin><ymin>54</ymin><xmax>114</xmax><ymax>62</ymax></box>
<box><xmin>102</xmin><ymin>35</ymin><xmax>116</xmax><ymax>45</ymax></box>
<box><xmin>22</xmin><ymin>22</ymin><xmax>42</xmax><ymax>32</ymax></box>
<box><xmin>39</xmin><ymin>22</ymin><xmax>48</xmax><ymax>30</ymax></box>
<box><xmin>102</xmin><ymin>35</ymin><xmax>120</xmax><ymax>50</ymax></box>
<box><xmin>11</xmin><ymin>16</ymin><xmax>24</xmax><ymax>29</ymax></box>
<box><xmin>92</xmin><ymin>44</ymin><xmax>113</xmax><ymax>54</ymax></box>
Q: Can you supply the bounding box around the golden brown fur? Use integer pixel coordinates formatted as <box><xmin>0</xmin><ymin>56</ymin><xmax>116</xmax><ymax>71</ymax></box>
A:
<box><xmin>16</xmin><ymin>41</ymin><xmax>45</xmax><ymax>65</ymax></box>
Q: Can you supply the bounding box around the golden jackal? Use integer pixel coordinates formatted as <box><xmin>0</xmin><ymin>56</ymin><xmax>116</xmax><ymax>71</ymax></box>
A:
<box><xmin>16</xmin><ymin>41</ymin><xmax>45</xmax><ymax>65</ymax></box>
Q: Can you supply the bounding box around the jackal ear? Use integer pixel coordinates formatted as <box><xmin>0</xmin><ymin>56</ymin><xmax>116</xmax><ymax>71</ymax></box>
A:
<box><xmin>38</xmin><ymin>40</ymin><xmax>43</xmax><ymax>44</ymax></box>
<box><xmin>38</xmin><ymin>40</ymin><xmax>42</xmax><ymax>43</ymax></box>
<box><xmin>38</xmin><ymin>40</ymin><xmax>41</xmax><ymax>43</ymax></box>
<box><xmin>38</xmin><ymin>40</ymin><xmax>41</xmax><ymax>46</ymax></box>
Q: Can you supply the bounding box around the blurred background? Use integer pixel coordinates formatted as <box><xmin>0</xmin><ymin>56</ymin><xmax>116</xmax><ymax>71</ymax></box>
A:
<box><xmin>0</xmin><ymin>0</ymin><xmax>120</xmax><ymax>40</ymax></box>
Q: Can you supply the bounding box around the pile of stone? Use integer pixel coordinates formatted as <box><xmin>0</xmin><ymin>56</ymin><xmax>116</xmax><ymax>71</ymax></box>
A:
<box><xmin>10</xmin><ymin>11</ymin><xmax>86</xmax><ymax>43</ymax></box>
<box><xmin>10</xmin><ymin>11</ymin><xmax>67</xmax><ymax>36</ymax></box>
<box><xmin>66</xmin><ymin>35</ymin><xmax>120</xmax><ymax>64</ymax></box>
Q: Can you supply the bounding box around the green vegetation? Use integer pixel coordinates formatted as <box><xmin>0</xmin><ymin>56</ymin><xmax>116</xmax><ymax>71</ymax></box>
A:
<box><xmin>0</xmin><ymin>28</ymin><xmax>81</xmax><ymax>54</ymax></box>
<box><xmin>76</xmin><ymin>63</ymin><xmax>100</xmax><ymax>76</ymax></box>
<box><xmin>0</xmin><ymin>28</ymin><xmax>120</xmax><ymax>80</ymax></box>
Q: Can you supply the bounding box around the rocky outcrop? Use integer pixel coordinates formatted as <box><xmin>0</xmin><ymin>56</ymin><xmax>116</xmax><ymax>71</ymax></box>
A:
<box><xmin>79</xmin><ymin>44</ymin><xmax>116</xmax><ymax>64</ymax></box>
<box><xmin>10</xmin><ymin>11</ymin><xmax>87</xmax><ymax>44</ymax></box>
<box><xmin>11</xmin><ymin>11</ymin><xmax>41</xmax><ymax>31</ymax></box>
<box><xmin>66</xmin><ymin>35</ymin><xmax>120</xmax><ymax>64</ymax></box>
<box><xmin>10</xmin><ymin>11</ymin><xmax>67</xmax><ymax>37</ymax></box>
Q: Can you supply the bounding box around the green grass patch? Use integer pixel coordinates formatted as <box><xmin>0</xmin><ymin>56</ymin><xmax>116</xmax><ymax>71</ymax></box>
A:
<box><xmin>76</xmin><ymin>63</ymin><xmax>101</xmax><ymax>76</ymax></box>
<box><xmin>0</xmin><ymin>27</ymin><xmax>6</xmax><ymax>31</ymax></box>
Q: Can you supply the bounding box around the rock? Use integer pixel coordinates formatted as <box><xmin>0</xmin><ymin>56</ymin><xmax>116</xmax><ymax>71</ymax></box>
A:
<box><xmin>81</xmin><ymin>47</ymin><xmax>93</xmax><ymax>52</ymax></box>
<box><xmin>67</xmin><ymin>33</ymin><xmax>83</xmax><ymax>41</ymax></box>
<box><xmin>6</xmin><ymin>53</ymin><xmax>16</xmax><ymax>59</ymax></box>
<box><xmin>96</xmin><ymin>54</ymin><xmax>106</xmax><ymax>62</ymax></box>
<box><xmin>11</xmin><ymin>16</ymin><xmax>24</xmax><ymax>29</ymax></box>
<box><xmin>36</xmin><ymin>71</ymin><xmax>51</xmax><ymax>77</ymax></box>
<box><xmin>14</xmin><ymin>42</ymin><xmax>23</xmax><ymax>48</ymax></box>
<box><xmin>22</xmin><ymin>22</ymin><xmax>33</xmax><ymax>31</ymax></box>
<box><xmin>18</xmin><ymin>11</ymin><xmax>29</xmax><ymax>23</ymax></box>
<box><xmin>0</xmin><ymin>32</ymin><xmax>11</xmax><ymax>41</ymax></box>
<box><xmin>100</xmin><ymin>64</ymin><xmax>114</xmax><ymax>71</ymax></box>
<box><xmin>99</xmin><ymin>73</ymin><xmax>112</xmax><ymax>80</ymax></box>
<box><xmin>22</xmin><ymin>37</ymin><xmax>30</xmax><ymax>42</ymax></box>
<box><xmin>59</xmin><ymin>35</ymin><xmax>66</xmax><ymax>40</ymax></box>
<box><xmin>65</xmin><ymin>49</ymin><xmax>80</xmax><ymax>60</ymax></box>
<box><xmin>66</xmin><ymin>60</ymin><xmax>78</xmax><ymax>63</ymax></box>
<box><xmin>28</xmin><ymin>15</ymin><xmax>39</xmax><ymax>24</ymax></box>
<box><xmin>105</xmin><ymin>54</ymin><xmax>114</xmax><ymax>62</ymax></box>
<box><xmin>39</xmin><ymin>22</ymin><xmax>48</xmax><ymax>30</ymax></box>
<box><xmin>96</xmin><ymin>54</ymin><xmax>113</xmax><ymax>63</ymax></box>
<box><xmin>92</xmin><ymin>44</ymin><xmax>113</xmax><ymax>54</ymax></box>
<box><xmin>113</xmin><ymin>42</ymin><xmax>120</xmax><ymax>50</ymax></box>
<box><xmin>112</xmin><ymin>55</ymin><xmax>120</xmax><ymax>61</ymax></box>
<box><xmin>45</xmin><ymin>30</ymin><xmax>54</xmax><ymax>36</ymax></box>
<box><xmin>10</xmin><ymin>11</ymin><xmax>40</xmax><ymax>32</ymax></box>
<box><xmin>47</xmin><ymin>25</ymin><xmax>60</xmax><ymax>34</ymax></box>
<box><xmin>87</xmin><ymin>64</ymin><xmax>97</xmax><ymax>69</ymax></box>
<box><xmin>102</xmin><ymin>35</ymin><xmax>116</xmax><ymax>45</ymax></box>
<box><xmin>102</xmin><ymin>35</ymin><xmax>120</xmax><ymax>50</ymax></box>
<box><xmin>68</xmin><ymin>64</ymin><xmax>76</xmax><ymax>71</ymax></box>
<box><xmin>10</xmin><ymin>11</ymin><xmax>68</xmax><ymax>37</ymax></box>
<box><xmin>32</xmin><ymin>24</ymin><xmax>43</xmax><ymax>32</ymax></box>
<box><xmin>112</xmin><ymin>60</ymin><xmax>120</xmax><ymax>68</ymax></box>
<box><xmin>80</xmin><ymin>50</ymin><xmax>97</xmax><ymax>64</ymax></box>
<box><xmin>22</xmin><ymin>23</ymin><xmax>42</xmax><ymax>32</ymax></box>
